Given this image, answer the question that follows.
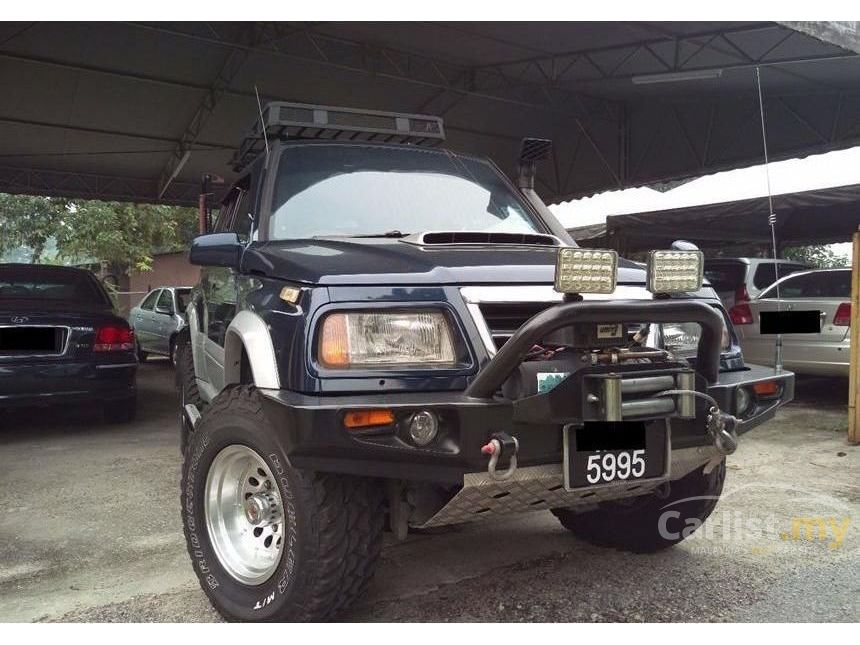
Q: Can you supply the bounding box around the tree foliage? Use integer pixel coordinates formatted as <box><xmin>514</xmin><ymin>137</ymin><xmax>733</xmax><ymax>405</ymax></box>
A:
<box><xmin>57</xmin><ymin>200</ymin><xmax>198</xmax><ymax>274</ymax></box>
<box><xmin>782</xmin><ymin>245</ymin><xmax>850</xmax><ymax>269</ymax></box>
<box><xmin>0</xmin><ymin>192</ymin><xmax>198</xmax><ymax>275</ymax></box>
<box><xmin>0</xmin><ymin>193</ymin><xmax>66</xmax><ymax>262</ymax></box>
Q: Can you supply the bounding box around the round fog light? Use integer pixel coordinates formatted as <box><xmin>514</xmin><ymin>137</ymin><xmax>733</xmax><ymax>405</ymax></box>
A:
<box><xmin>409</xmin><ymin>410</ymin><xmax>438</xmax><ymax>446</ymax></box>
<box><xmin>736</xmin><ymin>387</ymin><xmax>752</xmax><ymax>417</ymax></box>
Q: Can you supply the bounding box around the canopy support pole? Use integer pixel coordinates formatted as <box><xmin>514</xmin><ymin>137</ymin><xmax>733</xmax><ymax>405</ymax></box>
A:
<box><xmin>848</xmin><ymin>229</ymin><xmax>860</xmax><ymax>445</ymax></box>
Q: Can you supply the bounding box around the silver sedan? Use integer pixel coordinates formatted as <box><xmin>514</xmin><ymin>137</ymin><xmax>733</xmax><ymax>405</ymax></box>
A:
<box><xmin>129</xmin><ymin>286</ymin><xmax>192</xmax><ymax>366</ymax></box>
<box><xmin>730</xmin><ymin>268</ymin><xmax>851</xmax><ymax>377</ymax></box>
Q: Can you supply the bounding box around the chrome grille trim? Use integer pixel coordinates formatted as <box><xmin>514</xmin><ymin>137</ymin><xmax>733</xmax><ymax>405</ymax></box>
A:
<box><xmin>460</xmin><ymin>284</ymin><xmax>653</xmax><ymax>304</ymax></box>
<box><xmin>460</xmin><ymin>285</ymin><xmax>654</xmax><ymax>356</ymax></box>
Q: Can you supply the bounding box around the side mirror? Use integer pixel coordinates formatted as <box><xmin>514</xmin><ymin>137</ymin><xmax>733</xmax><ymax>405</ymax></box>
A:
<box><xmin>154</xmin><ymin>305</ymin><xmax>174</xmax><ymax>316</ymax></box>
<box><xmin>190</xmin><ymin>232</ymin><xmax>242</xmax><ymax>268</ymax></box>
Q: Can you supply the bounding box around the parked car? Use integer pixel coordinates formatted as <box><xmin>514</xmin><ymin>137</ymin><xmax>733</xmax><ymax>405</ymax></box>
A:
<box><xmin>730</xmin><ymin>268</ymin><xmax>851</xmax><ymax>377</ymax></box>
<box><xmin>173</xmin><ymin>102</ymin><xmax>794</xmax><ymax>622</ymax></box>
<box><xmin>704</xmin><ymin>258</ymin><xmax>809</xmax><ymax>310</ymax></box>
<box><xmin>0</xmin><ymin>263</ymin><xmax>137</xmax><ymax>421</ymax></box>
<box><xmin>130</xmin><ymin>286</ymin><xmax>192</xmax><ymax>366</ymax></box>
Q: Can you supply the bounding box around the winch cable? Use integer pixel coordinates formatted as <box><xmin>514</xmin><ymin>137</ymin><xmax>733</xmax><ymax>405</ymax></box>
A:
<box><xmin>654</xmin><ymin>388</ymin><xmax>739</xmax><ymax>455</ymax></box>
<box><xmin>755</xmin><ymin>65</ymin><xmax>783</xmax><ymax>372</ymax></box>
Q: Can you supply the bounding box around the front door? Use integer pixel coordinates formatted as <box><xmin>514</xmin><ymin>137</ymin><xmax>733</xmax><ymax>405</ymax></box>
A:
<box><xmin>132</xmin><ymin>289</ymin><xmax>161</xmax><ymax>352</ymax></box>
<box><xmin>199</xmin><ymin>182</ymin><xmax>251</xmax><ymax>393</ymax></box>
<box><xmin>153</xmin><ymin>288</ymin><xmax>176</xmax><ymax>355</ymax></box>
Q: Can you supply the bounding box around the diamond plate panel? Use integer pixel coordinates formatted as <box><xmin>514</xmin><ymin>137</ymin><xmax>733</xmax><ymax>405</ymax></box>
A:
<box><xmin>413</xmin><ymin>447</ymin><xmax>720</xmax><ymax>529</ymax></box>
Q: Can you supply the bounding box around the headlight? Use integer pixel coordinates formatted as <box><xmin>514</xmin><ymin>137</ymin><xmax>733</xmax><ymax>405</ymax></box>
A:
<box><xmin>647</xmin><ymin>250</ymin><xmax>704</xmax><ymax>294</ymax></box>
<box><xmin>660</xmin><ymin>320</ymin><xmax>731</xmax><ymax>358</ymax></box>
<box><xmin>319</xmin><ymin>311</ymin><xmax>457</xmax><ymax>368</ymax></box>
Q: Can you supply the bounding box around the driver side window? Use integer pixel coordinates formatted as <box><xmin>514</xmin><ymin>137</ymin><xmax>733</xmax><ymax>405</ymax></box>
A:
<box><xmin>212</xmin><ymin>193</ymin><xmax>237</xmax><ymax>233</ymax></box>
<box><xmin>212</xmin><ymin>181</ymin><xmax>252</xmax><ymax>238</ymax></box>
<box><xmin>232</xmin><ymin>188</ymin><xmax>252</xmax><ymax>241</ymax></box>
<box><xmin>140</xmin><ymin>290</ymin><xmax>160</xmax><ymax>310</ymax></box>
<box><xmin>156</xmin><ymin>289</ymin><xmax>174</xmax><ymax>313</ymax></box>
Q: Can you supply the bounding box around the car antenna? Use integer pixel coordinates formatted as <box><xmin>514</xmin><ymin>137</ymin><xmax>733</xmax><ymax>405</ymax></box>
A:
<box><xmin>254</xmin><ymin>85</ymin><xmax>270</xmax><ymax>169</ymax></box>
<box><xmin>755</xmin><ymin>65</ymin><xmax>783</xmax><ymax>373</ymax></box>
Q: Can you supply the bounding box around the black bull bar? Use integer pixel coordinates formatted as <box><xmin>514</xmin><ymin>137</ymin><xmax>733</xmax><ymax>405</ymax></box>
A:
<box><xmin>466</xmin><ymin>299</ymin><xmax>724</xmax><ymax>399</ymax></box>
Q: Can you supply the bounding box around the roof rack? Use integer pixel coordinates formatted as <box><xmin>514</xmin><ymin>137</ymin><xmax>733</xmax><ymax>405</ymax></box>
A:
<box><xmin>231</xmin><ymin>102</ymin><xmax>446</xmax><ymax>170</ymax></box>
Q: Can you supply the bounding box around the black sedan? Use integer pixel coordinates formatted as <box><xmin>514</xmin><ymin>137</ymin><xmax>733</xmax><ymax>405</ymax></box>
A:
<box><xmin>0</xmin><ymin>264</ymin><xmax>137</xmax><ymax>422</ymax></box>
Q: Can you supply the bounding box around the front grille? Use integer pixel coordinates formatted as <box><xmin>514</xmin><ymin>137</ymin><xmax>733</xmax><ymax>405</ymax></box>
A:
<box><xmin>478</xmin><ymin>302</ymin><xmax>645</xmax><ymax>350</ymax></box>
<box><xmin>0</xmin><ymin>326</ymin><xmax>68</xmax><ymax>357</ymax></box>
<box><xmin>477</xmin><ymin>303</ymin><xmax>555</xmax><ymax>349</ymax></box>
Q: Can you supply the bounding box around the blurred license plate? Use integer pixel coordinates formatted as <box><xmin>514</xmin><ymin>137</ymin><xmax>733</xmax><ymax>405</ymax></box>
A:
<box><xmin>564</xmin><ymin>423</ymin><xmax>667</xmax><ymax>490</ymax></box>
<box><xmin>0</xmin><ymin>327</ymin><xmax>58</xmax><ymax>353</ymax></box>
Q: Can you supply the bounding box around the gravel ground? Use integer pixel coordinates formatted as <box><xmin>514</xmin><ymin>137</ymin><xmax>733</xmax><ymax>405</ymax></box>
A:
<box><xmin>1</xmin><ymin>366</ymin><xmax>857</xmax><ymax>622</ymax></box>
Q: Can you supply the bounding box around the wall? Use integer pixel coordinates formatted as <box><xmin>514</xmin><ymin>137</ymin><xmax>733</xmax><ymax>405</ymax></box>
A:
<box><xmin>118</xmin><ymin>251</ymin><xmax>200</xmax><ymax>318</ymax></box>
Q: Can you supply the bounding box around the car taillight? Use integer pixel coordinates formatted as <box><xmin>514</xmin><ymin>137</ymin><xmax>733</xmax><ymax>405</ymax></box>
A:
<box><xmin>834</xmin><ymin>303</ymin><xmax>851</xmax><ymax>326</ymax></box>
<box><xmin>729</xmin><ymin>303</ymin><xmax>753</xmax><ymax>325</ymax></box>
<box><xmin>735</xmin><ymin>285</ymin><xmax>750</xmax><ymax>304</ymax></box>
<box><xmin>94</xmin><ymin>324</ymin><xmax>134</xmax><ymax>352</ymax></box>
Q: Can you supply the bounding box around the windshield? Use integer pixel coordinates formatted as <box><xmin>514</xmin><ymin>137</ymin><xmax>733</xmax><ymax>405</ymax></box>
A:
<box><xmin>759</xmin><ymin>270</ymin><xmax>851</xmax><ymax>299</ymax></box>
<box><xmin>269</xmin><ymin>144</ymin><xmax>540</xmax><ymax>240</ymax></box>
<box><xmin>0</xmin><ymin>266</ymin><xmax>109</xmax><ymax>306</ymax></box>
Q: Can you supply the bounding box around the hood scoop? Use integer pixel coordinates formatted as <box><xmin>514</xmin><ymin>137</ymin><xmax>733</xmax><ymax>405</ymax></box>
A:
<box><xmin>405</xmin><ymin>231</ymin><xmax>561</xmax><ymax>247</ymax></box>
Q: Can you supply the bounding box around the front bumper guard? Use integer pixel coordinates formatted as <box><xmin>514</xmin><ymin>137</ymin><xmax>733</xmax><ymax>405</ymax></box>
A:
<box><xmin>238</xmin><ymin>298</ymin><xmax>793</xmax><ymax>496</ymax></box>
<box><xmin>466</xmin><ymin>298</ymin><xmax>725</xmax><ymax>398</ymax></box>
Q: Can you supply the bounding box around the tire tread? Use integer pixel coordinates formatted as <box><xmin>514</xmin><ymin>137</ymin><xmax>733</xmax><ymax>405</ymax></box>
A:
<box><xmin>554</xmin><ymin>460</ymin><xmax>727</xmax><ymax>553</ymax></box>
<box><xmin>183</xmin><ymin>385</ymin><xmax>383</xmax><ymax>622</ymax></box>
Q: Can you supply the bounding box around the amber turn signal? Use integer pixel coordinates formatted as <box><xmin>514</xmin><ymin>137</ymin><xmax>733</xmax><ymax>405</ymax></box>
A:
<box><xmin>752</xmin><ymin>380</ymin><xmax>781</xmax><ymax>398</ymax></box>
<box><xmin>343</xmin><ymin>409</ymin><xmax>395</xmax><ymax>429</ymax></box>
<box><xmin>320</xmin><ymin>313</ymin><xmax>349</xmax><ymax>367</ymax></box>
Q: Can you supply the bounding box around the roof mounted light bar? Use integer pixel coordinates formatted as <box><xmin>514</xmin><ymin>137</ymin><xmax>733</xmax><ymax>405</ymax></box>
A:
<box><xmin>232</xmin><ymin>102</ymin><xmax>446</xmax><ymax>170</ymax></box>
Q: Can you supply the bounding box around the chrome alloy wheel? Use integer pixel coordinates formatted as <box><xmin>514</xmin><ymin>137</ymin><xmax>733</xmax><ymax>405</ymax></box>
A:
<box><xmin>205</xmin><ymin>445</ymin><xmax>284</xmax><ymax>585</ymax></box>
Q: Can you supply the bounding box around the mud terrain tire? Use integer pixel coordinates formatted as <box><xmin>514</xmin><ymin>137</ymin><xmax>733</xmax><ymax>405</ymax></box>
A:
<box><xmin>553</xmin><ymin>459</ymin><xmax>726</xmax><ymax>553</ymax></box>
<box><xmin>181</xmin><ymin>385</ymin><xmax>384</xmax><ymax>622</ymax></box>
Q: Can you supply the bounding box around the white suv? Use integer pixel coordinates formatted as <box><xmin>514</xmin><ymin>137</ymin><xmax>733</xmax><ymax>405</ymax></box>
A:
<box><xmin>704</xmin><ymin>258</ymin><xmax>810</xmax><ymax>310</ymax></box>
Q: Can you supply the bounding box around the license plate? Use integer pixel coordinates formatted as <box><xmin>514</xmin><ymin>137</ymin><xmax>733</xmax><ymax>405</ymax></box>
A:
<box><xmin>564</xmin><ymin>423</ymin><xmax>667</xmax><ymax>490</ymax></box>
<box><xmin>0</xmin><ymin>327</ymin><xmax>59</xmax><ymax>354</ymax></box>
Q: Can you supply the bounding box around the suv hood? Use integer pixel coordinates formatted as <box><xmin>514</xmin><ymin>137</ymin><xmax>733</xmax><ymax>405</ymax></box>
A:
<box><xmin>249</xmin><ymin>239</ymin><xmax>647</xmax><ymax>286</ymax></box>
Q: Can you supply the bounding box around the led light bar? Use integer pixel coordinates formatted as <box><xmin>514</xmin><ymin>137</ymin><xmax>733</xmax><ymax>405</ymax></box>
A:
<box><xmin>554</xmin><ymin>248</ymin><xmax>618</xmax><ymax>295</ymax></box>
<box><xmin>647</xmin><ymin>250</ymin><xmax>704</xmax><ymax>294</ymax></box>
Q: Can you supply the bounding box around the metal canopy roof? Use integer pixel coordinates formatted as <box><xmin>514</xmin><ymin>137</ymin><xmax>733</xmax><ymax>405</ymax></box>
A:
<box><xmin>1</xmin><ymin>21</ymin><xmax>860</xmax><ymax>206</ymax></box>
<box><xmin>568</xmin><ymin>183</ymin><xmax>860</xmax><ymax>252</ymax></box>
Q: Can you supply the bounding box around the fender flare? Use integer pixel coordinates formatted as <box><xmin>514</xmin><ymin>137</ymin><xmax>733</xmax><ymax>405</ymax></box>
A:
<box><xmin>224</xmin><ymin>310</ymin><xmax>281</xmax><ymax>389</ymax></box>
<box><xmin>185</xmin><ymin>300</ymin><xmax>206</xmax><ymax>379</ymax></box>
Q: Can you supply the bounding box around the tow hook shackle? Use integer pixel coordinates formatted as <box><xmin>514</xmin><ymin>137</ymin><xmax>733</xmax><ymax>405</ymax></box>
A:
<box><xmin>707</xmin><ymin>406</ymin><xmax>739</xmax><ymax>456</ymax></box>
<box><xmin>654</xmin><ymin>388</ymin><xmax>740</xmax><ymax>457</ymax></box>
<box><xmin>481</xmin><ymin>432</ymin><xmax>519</xmax><ymax>481</ymax></box>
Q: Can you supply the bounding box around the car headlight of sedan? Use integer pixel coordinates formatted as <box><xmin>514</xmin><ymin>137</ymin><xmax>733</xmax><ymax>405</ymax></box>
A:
<box><xmin>319</xmin><ymin>310</ymin><xmax>457</xmax><ymax>368</ymax></box>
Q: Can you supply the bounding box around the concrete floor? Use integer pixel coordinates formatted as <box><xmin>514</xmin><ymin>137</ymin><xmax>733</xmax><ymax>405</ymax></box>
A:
<box><xmin>0</xmin><ymin>363</ymin><xmax>857</xmax><ymax>622</ymax></box>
